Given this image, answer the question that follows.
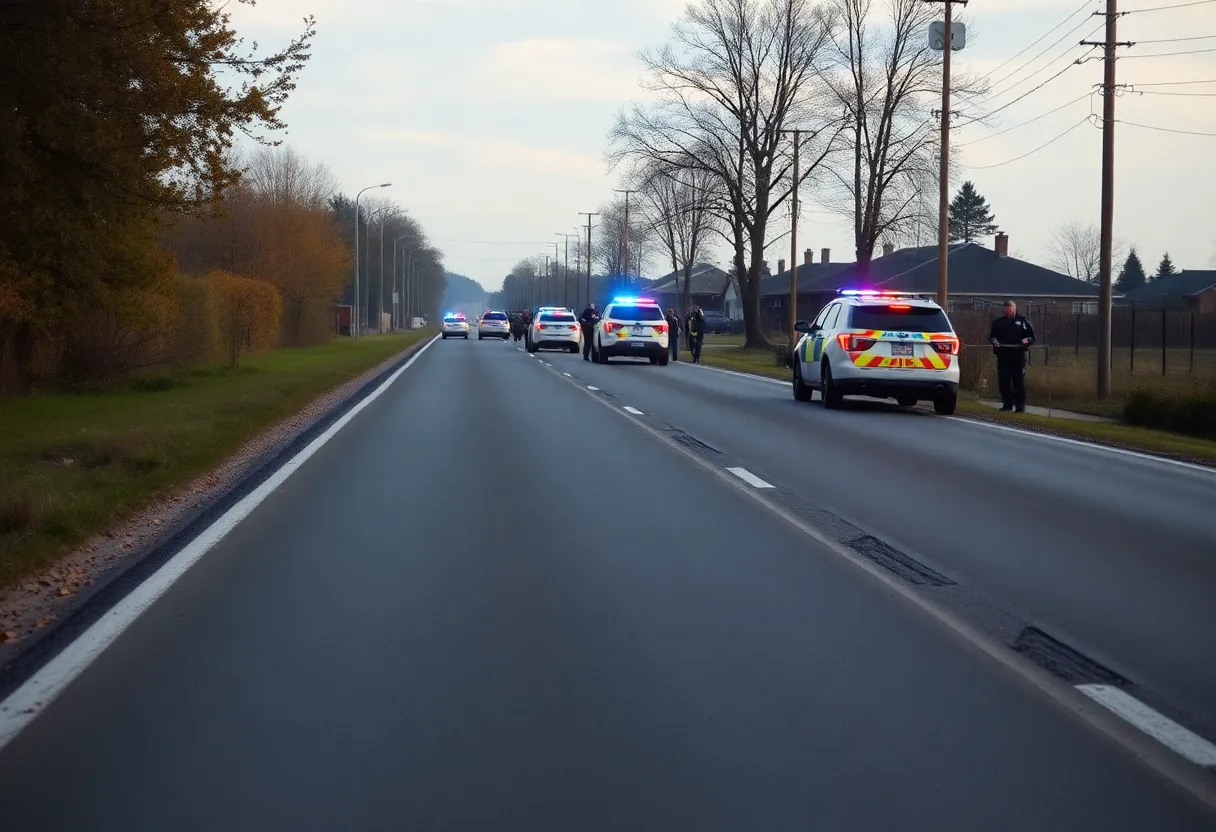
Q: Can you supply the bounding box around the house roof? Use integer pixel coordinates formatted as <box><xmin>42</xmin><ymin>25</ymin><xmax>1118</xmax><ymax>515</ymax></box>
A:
<box><xmin>760</xmin><ymin>242</ymin><xmax>1103</xmax><ymax>298</ymax></box>
<box><xmin>1120</xmin><ymin>270</ymin><xmax>1216</xmax><ymax>304</ymax></box>
<box><xmin>650</xmin><ymin>263</ymin><xmax>730</xmax><ymax>295</ymax></box>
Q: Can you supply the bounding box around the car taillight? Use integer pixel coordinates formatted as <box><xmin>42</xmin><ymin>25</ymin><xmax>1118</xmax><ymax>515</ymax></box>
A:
<box><xmin>931</xmin><ymin>336</ymin><xmax>960</xmax><ymax>355</ymax></box>
<box><xmin>568</xmin><ymin>325</ymin><xmax>578</xmax><ymax>330</ymax></box>
<box><xmin>603</xmin><ymin>322</ymin><xmax>621</xmax><ymax>333</ymax></box>
<box><xmin>653</xmin><ymin>324</ymin><xmax>668</xmax><ymax>334</ymax></box>
<box><xmin>536</xmin><ymin>323</ymin><xmax>544</xmax><ymax>329</ymax></box>
<box><xmin>836</xmin><ymin>333</ymin><xmax>876</xmax><ymax>352</ymax></box>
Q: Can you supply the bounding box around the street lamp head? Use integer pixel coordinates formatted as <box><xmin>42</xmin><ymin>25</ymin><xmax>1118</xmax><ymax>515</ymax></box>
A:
<box><xmin>379</xmin><ymin>183</ymin><xmax>392</xmax><ymax>188</ymax></box>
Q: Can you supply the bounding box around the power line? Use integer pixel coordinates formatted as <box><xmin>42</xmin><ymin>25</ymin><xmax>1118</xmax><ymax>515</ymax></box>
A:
<box><xmin>1124</xmin><ymin>0</ymin><xmax>1216</xmax><ymax>11</ymax></box>
<box><xmin>961</xmin><ymin>117</ymin><xmax>1090</xmax><ymax>169</ymax></box>
<box><xmin>1133</xmin><ymin>33</ymin><xmax>1216</xmax><ymax>42</ymax></box>
<box><xmin>963</xmin><ymin>1</ymin><xmax>1093</xmax><ymax>96</ymax></box>
<box><xmin>955</xmin><ymin>93</ymin><xmax>1090</xmax><ymax>146</ymax></box>
<box><xmin>979</xmin><ymin>15</ymin><xmax>1101</xmax><ymax>98</ymax></box>
<box><xmin>1137</xmin><ymin>89</ymin><xmax>1216</xmax><ymax>95</ymax></box>
<box><xmin>1126</xmin><ymin>77</ymin><xmax>1216</xmax><ymax>85</ymax></box>
<box><xmin>1120</xmin><ymin>46</ymin><xmax>1216</xmax><ymax>57</ymax></box>
<box><xmin>955</xmin><ymin>54</ymin><xmax>1093</xmax><ymax>127</ymax></box>
<box><xmin>1115</xmin><ymin>118</ymin><xmax>1216</xmax><ymax>136</ymax></box>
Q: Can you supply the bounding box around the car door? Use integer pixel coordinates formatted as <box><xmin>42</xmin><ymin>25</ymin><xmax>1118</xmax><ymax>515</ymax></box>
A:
<box><xmin>803</xmin><ymin>304</ymin><xmax>835</xmax><ymax>368</ymax></box>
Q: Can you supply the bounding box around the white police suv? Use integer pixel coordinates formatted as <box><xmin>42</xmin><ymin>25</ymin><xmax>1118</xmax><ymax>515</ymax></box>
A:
<box><xmin>791</xmin><ymin>290</ymin><xmax>960</xmax><ymax>414</ymax></box>
<box><xmin>477</xmin><ymin>310</ymin><xmax>510</xmax><ymax>339</ymax></box>
<box><xmin>441</xmin><ymin>313</ymin><xmax>469</xmax><ymax>339</ymax></box>
<box><xmin>590</xmin><ymin>296</ymin><xmax>669</xmax><ymax>365</ymax></box>
<box><xmin>527</xmin><ymin>308</ymin><xmax>581</xmax><ymax>353</ymax></box>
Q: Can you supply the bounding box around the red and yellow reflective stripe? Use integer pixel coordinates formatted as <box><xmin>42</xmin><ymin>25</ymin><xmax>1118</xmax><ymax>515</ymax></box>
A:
<box><xmin>849</xmin><ymin>353</ymin><xmax>952</xmax><ymax>369</ymax></box>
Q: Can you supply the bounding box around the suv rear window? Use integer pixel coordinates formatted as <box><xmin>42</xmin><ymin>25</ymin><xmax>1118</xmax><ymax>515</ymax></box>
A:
<box><xmin>540</xmin><ymin>313</ymin><xmax>576</xmax><ymax>322</ymax></box>
<box><xmin>609</xmin><ymin>304</ymin><xmax>664</xmax><ymax>321</ymax></box>
<box><xmin>482</xmin><ymin>312</ymin><xmax>506</xmax><ymax>321</ymax></box>
<box><xmin>848</xmin><ymin>304</ymin><xmax>950</xmax><ymax>333</ymax></box>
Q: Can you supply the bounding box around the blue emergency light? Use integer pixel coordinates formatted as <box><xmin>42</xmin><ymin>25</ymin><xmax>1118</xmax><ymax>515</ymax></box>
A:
<box><xmin>612</xmin><ymin>296</ymin><xmax>656</xmax><ymax>304</ymax></box>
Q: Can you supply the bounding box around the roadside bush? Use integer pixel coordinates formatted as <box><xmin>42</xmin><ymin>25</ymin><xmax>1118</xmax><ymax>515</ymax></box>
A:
<box><xmin>1123</xmin><ymin>384</ymin><xmax>1216</xmax><ymax>440</ymax></box>
<box><xmin>168</xmin><ymin>275</ymin><xmax>219</xmax><ymax>369</ymax></box>
<box><xmin>208</xmin><ymin>271</ymin><xmax>282</xmax><ymax>367</ymax></box>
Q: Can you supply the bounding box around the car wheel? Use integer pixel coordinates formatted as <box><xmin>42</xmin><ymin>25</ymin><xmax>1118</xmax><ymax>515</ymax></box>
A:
<box><xmin>527</xmin><ymin>340</ymin><xmax>538</xmax><ymax>353</ymax></box>
<box><xmin>821</xmin><ymin>361</ymin><xmax>843</xmax><ymax>409</ymax></box>
<box><xmin>896</xmin><ymin>396</ymin><xmax>917</xmax><ymax>407</ymax></box>
<box><xmin>792</xmin><ymin>361</ymin><xmax>813</xmax><ymax>402</ymax></box>
<box><xmin>658</xmin><ymin>353</ymin><xmax>669</xmax><ymax>366</ymax></box>
<box><xmin>569</xmin><ymin>344</ymin><xmax>579</xmax><ymax>354</ymax></box>
<box><xmin>441</xmin><ymin>333</ymin><xmax>447</xmax><ymax>339</ymax></box>
<box><xmin>934</xmin><ymin>391</ymin><xmax>958</xmax><ymax>416</ymax></box>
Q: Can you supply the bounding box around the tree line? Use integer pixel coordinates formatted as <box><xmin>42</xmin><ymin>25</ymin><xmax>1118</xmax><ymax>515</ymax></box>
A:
<box><xmin>0</xmin><ymin>1</ymin><xmax>443</xmax><ymax>393</ymax></box>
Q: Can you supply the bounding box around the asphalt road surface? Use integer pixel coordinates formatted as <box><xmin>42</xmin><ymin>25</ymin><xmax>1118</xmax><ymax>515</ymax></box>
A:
<box><xmin>0</xmin><ymin>336</ymin><xmax>1212</xmax><ymax>830</ymax></box>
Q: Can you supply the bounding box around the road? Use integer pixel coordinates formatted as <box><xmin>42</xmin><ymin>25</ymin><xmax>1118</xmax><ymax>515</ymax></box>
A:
<box><xmin>0</xmin><ymin>335</ymin><xmax>1212</xmax><ymax>830</ymax></box>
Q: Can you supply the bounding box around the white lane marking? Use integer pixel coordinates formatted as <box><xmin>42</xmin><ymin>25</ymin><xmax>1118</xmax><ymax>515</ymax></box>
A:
<box><xmin>1076</xmin><ymin>685</ymin><xmax>1216</xmax><ymax>767</ymax></box>
<box><xmin>686</xmin><ymin>361</ymin><xmax>786</xmax><ymax>386</ymax></box>
<box><xmin>587</xmin><ymin>385</ymin><xmax>599</xmax><ymax>391</ymax></box>
<box><xmin>563</xmin><ymin>373</ymin><xmax>572</xmax><ymax>377</ymax></box>
<box><xmin>550</xmin><ymin>365</ymin><xmax>1216</xmax><ymax>807</ymax></box>
<box><xmin>945</xmin><ymin>417</ymin><xmax>1216</xmax><ymax>476</ymax></box>
<box><xmin>0</xmin><ymin>335</ymin><xmax>442</xmax><ymax>752</ymax></box>
<box><xmin>623</xmin><ymin>406</ymin><xmax>644</xmax><ymax>415</ymax></box>
<box><xmin>726</xmin><ymin>467</ymin><xmax>775</xmax><ymax>489</ymax></box>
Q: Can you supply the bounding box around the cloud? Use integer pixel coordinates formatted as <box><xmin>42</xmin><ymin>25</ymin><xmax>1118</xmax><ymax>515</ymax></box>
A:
<box><xmin>361</xmin><ymin>128</ymin><xmax>607</xmax><ymax>177</ymax></box>
<box><xmin>462</xmin><ymin>38</ymin><xmax>646</xmax><ymax>102</ymax></box>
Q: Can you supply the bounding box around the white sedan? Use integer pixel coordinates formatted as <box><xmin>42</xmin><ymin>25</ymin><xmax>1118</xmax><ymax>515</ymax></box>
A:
<box><xmin>441</xmin><ymin>314</ymin><xmax>469</xmax><ymax>339</ymax></box>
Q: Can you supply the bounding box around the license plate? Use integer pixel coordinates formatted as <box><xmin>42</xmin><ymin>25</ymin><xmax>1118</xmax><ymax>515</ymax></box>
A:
<box><xmin>630</xmin><ymin>341</ymin><xmax>645</xmax><ymax>348</ymax></box>
<box><xmin>892</xmin><ymin>343</ymin><xmax>914</xmax><ymax>356</ymax></box>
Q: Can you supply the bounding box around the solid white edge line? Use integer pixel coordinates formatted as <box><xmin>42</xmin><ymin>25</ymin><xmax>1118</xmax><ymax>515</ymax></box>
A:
<box><xmin>623</xmin><ymin>406</ymin><xmax>644</xmax><ymax>415</ymax></box>
<box><xmin>726</xmin><ymin>467</ymin><xmax>775</xmax><ymax>489</ymax></box>
<box><xmin>1076</xmin><ymin>685</ymin><xmax>1216</xmax><ymax>767</ymax></box>
<box><xmin>945</xmin><ymin>417</ymin><xmax>1216</xmax><ymax>476</ymax></box>
<box><xmin>586</xmin><ymin>385</ymin><xmax>599</xmax><ymax>391</ymax></box>
<box><xmin>688</xmin><ymin>359</ymin><xmax>1213</xmax><ymax>476</ymax></box>
<box><xmin>563</xmin><ymin>373</ymin><xmax>571</xmax><ymax>377</ymax></box>
<box><xmin>0</xmin><ymin>334</ymin><xmax>442</xmax><ymax>752</ymax></box>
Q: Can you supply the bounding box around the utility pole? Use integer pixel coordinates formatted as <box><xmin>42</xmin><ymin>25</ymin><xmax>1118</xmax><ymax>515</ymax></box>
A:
<box><xmin>557</xmin><ymin>233</ymin><xmax>575</xmax><ymax>308</ymax></box>
<box><xmin>779</xmin><ymin>129</ymin><xmax>801</xmax><ymax>350</ymax></box>
<box><xmin>580</xmin><ymin>212</ymin><xmax>599</xmax><ymax>307</ymax></box>
<box><xmin>924</xmin><ymin>0</ymin><xmax>966</xmax><ymax>308</ymax></box>
<box><xmin>614</xmin><ymin>189</ymin><xmax>637</xmax><ymax>283</ymax></box>
<box><xmin>1083</xmin><ymin>0</ymin><xmax>1132</xmax><ymax>399</ymax></box>
<box><xmin>544</xmin><ymin>255</ymin><xmax>552</xmax><ymax>306</ymax></box>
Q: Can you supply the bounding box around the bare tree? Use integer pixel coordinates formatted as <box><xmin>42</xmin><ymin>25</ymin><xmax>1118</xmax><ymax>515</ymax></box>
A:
<box><xmin>1046</xmin><ymin>221</ymin><xmax>1125</xmax><ymax>283</ymax></box>
<box><xmin>592</xmin><ymin>194</ymin><xmax>654</xmax><ymax>281</ymax></box>
<box><xmin>611</xmin><ymin>0</ymin><xmax>842</xmax><ymax>348</ymax></box>
<box><xmin>636</xmin><ymin>162</ymin><xmax>719</xmax><ymax>316</ymax></box>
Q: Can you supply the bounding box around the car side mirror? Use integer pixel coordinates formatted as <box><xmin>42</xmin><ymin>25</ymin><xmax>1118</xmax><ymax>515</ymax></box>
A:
<box><xmin>793</xmin><ymin>320</ymin><xmax>813</xmax><ymax>334</ymax></box>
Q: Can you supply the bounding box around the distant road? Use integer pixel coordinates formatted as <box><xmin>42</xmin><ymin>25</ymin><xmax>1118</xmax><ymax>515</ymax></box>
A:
<box><xmin>0</xmin><ymin>337</ymin><xmax>1212</xmax><ymax>830</ymax></box>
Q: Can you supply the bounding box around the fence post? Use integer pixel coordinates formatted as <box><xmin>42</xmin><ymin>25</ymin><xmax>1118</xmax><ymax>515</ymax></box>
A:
<box><xmin>1161</xmin><ymin>309</ymin><xmax>1167</xmax><ymax>377</ymax></box>
<box><xmin>1190</xmin><ymin>312</ymin><xmax>1195</xmax><ymax>374</ymax></box>
<box><xmin>1130</xmin><ymin>307</ymin><xmax>1136</xmax><ymax>374</ymax></box>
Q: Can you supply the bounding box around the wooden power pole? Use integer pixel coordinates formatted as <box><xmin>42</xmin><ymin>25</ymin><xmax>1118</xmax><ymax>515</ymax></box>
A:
<box><xmin>925</xmin><ymin>0</ymin><xmax>967</xmax><ymax>309</ymax></box>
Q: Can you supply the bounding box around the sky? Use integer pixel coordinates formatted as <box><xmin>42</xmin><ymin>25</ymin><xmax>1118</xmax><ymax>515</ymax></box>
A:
<box><xmin>230</xmin><ymin>0</ymin><xmax>1216</xmax><ymax>292</ymax></box>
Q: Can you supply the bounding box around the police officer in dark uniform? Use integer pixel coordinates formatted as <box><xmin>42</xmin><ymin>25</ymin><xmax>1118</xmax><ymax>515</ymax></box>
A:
<box><xmin>579</xmin><ymin>303</ymin><xmax>599</xmax><ymax>361</ymax></box>
<box><xmin>988</xmin><ymin>300</ymin><xmax>1036</xmax><ymax>412</ymax></box>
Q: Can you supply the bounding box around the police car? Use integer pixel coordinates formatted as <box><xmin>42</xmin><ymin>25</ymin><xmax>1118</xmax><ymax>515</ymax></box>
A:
<box><xmin>791</xmin><ymin>290</ymin><xmax>960</xmax><ymax>414</ymax></box>
<box><xmin>590</xmin><ymin>297</ymin><xmax>669</xmax><ymax>365</ymax></box>
<box><xmin>477</xmin><ymin>310</ymin><xmax>510</xmax><ymax>339</ymax></box>
<box><xmin>526</xmin><ymin>307</ymin><xmax>581</xmax><ymax>354</ymax></box>
<box><xmin>441</xmin><ymin>313</ymin><xmax>469</xmax><ymax>339</ymax></box>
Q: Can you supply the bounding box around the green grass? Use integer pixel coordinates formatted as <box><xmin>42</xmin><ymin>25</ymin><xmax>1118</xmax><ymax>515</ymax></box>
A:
<box><xmin>0</xmin><ymin>331</ymin><xmax>434</xmax><ymax>589</ymax></box>
<box><xmin>695</xmin><ymin>345</ymin><xmax>1216</xmax><ymax>465</ymax></box>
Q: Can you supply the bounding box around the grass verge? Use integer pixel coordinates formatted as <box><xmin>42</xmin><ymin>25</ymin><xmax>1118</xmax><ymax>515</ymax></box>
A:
<box><xmin>0</xmin><ymin>331</ymin><xmax>434</xmax><ymax>589</ymax></box>
<box><xmin>696</xmin><ymin>346</ymin><xmax>1216</xmax><ymax>465</ymax></box>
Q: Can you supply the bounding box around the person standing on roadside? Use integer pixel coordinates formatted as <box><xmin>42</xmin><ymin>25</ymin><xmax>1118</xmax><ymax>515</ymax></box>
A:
<box><xmin>665</xmin><ymin>307</ymin><xmax>682</xmax><ymax>362</ymax></box>
<box><xmin>988</xmin><ymin>300</ymin><xmax>1036</xmax><ymax>413</ymax></box>
<box><xmin>687</xmin><ymin>305</ymin><xmax>705</xmax><ymax>364</ymax></box>
<box><xmin>579</xmin><ymin>302</ymin><xmax>599</xmax><ymax>361</ymax></box>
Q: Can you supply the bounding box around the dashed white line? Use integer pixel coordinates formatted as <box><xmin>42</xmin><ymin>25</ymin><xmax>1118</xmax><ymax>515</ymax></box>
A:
<box><xmin>726</xmin><ymin>467</ymin><xmax>774</xmax><ymax>489</ymax></box>
<box><xmin>587</xmin><ymin>385</ymin><xmax>599</xmax><ymax>391</ymax></box>
<box><xmin>563</xmin><ymin>373</ymin><xmax>572</xmax><ymax>377</ymax></box>
<box><xmin>1076</xmin><ymin>685</ymin><xmax>1216</xmax><ymax>767</ymax></box>
<box><xmin>623</xmin><ymin>406</ymin><xmax>644</xmax><ymax>415</ymax></box>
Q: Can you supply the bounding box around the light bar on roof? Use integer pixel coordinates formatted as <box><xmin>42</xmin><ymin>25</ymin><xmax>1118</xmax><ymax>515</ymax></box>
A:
<box><xmin>838</xmin><ymin>289</ymin><xmax>930</xmax><ymax>299</ymax></box>
<box><xmin>613</xmin><ymin>296</ymin><xmax>657</xmax><ymax>304</ymax></box>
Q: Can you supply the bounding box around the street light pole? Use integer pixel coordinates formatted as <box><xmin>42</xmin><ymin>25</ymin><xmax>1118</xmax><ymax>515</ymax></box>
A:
<box><xmin>580</xmin><ymin>212</ymin><xmax>598</xmax><ymax>307</ymax></box>
<box><xmin>614</xmin><ymin>188</ymin><xmax>637</xmax><ymax>284</ymax></box>
<box><xmin>557</xmin><ymin>233</ymin><xmax>575</xmax><ymax>308</ymax></box>
<box><xmin>352</xmin><ymin>183</ymin><xmax>391</xmax><ymax>338</ymax></box>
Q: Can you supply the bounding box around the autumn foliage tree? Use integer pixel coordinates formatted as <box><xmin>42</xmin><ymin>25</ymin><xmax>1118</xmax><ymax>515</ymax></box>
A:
<box><xmin>0</xmin><ymin>0</ymin><xmax>314</xmax><ymax>390</ymax></box>
<box><xmin>209</xmin><ymin>271</ymin><xmax>282</xmax><ymax>368</ymax></box>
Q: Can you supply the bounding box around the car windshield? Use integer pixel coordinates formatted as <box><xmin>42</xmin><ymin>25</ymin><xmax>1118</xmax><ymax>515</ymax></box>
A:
<box><xmin>610</xmin><ymin>305</ymin><xmax>664</xmax><ymax>321</ymax></box>
<box><xmin>482</xmin><ymin>313</ymin><xmax>506</xmax><ymax>321</ymax></box>
<box><xmin>848</xmin><ymin>304</ymin><xmax>950</xmax><ymax>333</ymax></box>
<box><xmin>540</xmin><ymin>313</ymin><xmax>576</xmax><ymax>322</ymax></box>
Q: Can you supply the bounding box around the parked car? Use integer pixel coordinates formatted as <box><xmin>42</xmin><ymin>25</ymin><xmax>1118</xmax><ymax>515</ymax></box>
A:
<box><xmin>701</xmin><ymin>310</ymin><xmax>733</xmax><ymax>335</ymax></box>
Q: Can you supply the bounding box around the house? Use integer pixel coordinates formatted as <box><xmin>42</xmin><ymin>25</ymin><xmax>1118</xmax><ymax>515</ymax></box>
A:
<box><xmin>752</xmin><ymin>234</ymin><xmax>1111</xmax><ymax>332</ymax></box>
<box><xmin>648</xmin><ymin>263</ymin><xmax>731</xmax><ymax>312</ymax></box>
<box><xmin>1119</xmin><ymin>270</ymin><xmax>1216</xmax><ymax>313</ymax></box>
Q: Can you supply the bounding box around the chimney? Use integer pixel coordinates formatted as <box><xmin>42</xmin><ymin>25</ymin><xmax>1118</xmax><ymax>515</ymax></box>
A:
<box><xmin>882</xmin><ymin>242</ymin><xmax>895</xmax><ymax>257</ymax></box>
<box><xmin>820</xmin><ymin>248</ymin><xmax>830</xmax><ymax>264</ymax></box>
<box><xmin>804</xmin><ymin>248</ymin><xmax>814</xmax><ymax>266</ymax></box>
<box><xmin>995</xmin><ymin>232</ymin><xmax>1009</xmax><ymax>258</ymax></box>
<box><xmin>778</xmin><ymin>258</ymin><xmax>787</xmax><ymax>275</ymax></box>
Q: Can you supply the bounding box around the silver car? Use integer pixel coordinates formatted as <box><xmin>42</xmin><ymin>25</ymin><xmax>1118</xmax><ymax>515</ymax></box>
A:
<box><xmin>477</xmin><ymin>310</ymin><xmax>510</xmax><ymax>340</ymax></box>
